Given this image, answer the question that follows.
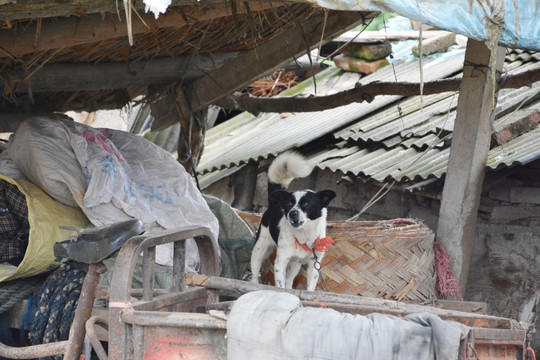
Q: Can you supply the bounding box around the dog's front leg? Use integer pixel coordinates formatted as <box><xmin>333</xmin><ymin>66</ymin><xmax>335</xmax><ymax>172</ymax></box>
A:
<box><xmin>273</xmin><ymin>252</ymin><xmax>290</xmax><ymax>288</ymax></box>
<box><xmin>285</xmin><ymin>262</ymin><xmax>302</xmax><ymax>289</ymax></box>
<box><xmin>250</xmin><ymin>234</ymin><xmax>274</xmax><ymax>284</ymax></box>
<box><xmin>305</xmin><ymin>255</ymin><xmax>322</xmax><ymax>291</ymax></box>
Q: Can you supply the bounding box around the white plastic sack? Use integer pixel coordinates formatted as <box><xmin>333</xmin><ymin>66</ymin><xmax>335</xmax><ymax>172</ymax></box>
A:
<box><xmin>303</xmin><ymin>1</ymin><xmax>540</xmax><ymax>51</ymax></box>
<box><xmin>0</xmin><ymin>137</ymin><xmax>28</xmax><ymax>181</ymax></box>
<box><xmin>8</xmin><ymin>116</ymin><xmax>219</xmax><ymax>268</ymax></box>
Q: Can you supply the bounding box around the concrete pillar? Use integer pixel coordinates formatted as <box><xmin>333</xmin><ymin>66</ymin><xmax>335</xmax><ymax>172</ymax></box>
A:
<box><xmin>436</xmin><ymin>39</ymin><xmax>505</xmax><ymax>292</ymax></box>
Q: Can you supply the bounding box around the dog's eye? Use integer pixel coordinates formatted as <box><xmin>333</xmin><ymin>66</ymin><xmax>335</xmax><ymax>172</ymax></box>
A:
<box><xmin>301</xmin><ymin>201</ymin><xmax>310</xmax><ymax>210</ymax></box>
<box><xmin>286</xmin><ymin>200</ymin><xmax>294</xmax><ymax>207</ymax></box>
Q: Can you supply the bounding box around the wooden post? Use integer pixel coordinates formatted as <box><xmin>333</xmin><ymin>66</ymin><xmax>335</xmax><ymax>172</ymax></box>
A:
<box><xmin>436</xmin><ymin>39</ymin><xmax>505</xmax><ymax>292</ymax></box>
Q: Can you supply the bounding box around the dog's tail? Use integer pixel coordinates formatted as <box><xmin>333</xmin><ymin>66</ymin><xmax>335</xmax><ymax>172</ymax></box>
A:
<box><xmin>268</xmin><ymin>151</ymin><xmax>312</xmax><ymax>197</ymax></box>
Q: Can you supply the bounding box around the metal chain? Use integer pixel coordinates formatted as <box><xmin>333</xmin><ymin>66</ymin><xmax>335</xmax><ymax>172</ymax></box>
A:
<box><xmin>312</xmin><ymin>250</ymin><xmax>331</xmax><ymax>291</ymax></box>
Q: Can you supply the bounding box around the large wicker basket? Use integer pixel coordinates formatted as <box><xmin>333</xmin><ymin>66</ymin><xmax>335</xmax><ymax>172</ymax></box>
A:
<box><xmin>258</xmin><ymin>218</ymin><xmax>436</xmax><ymax>303</ymax></box>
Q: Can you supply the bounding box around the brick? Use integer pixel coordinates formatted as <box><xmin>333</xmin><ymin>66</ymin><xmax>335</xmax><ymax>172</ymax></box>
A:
<box><xmin>333</xmin><ymin>54</ymin><xmax>389</xmax><ymax>75</ymax></box>
<box><xmin>492</xmin><ymin>109</ymin><xmax>540</xmax><ymax>145</ymax></box>
<box><xmin>340</xmin><ymin>42</ymin><xmax>392</xmax><ymax>61</ymax></box>
<box><xmin>412</xmin><ymin>32</ymin><xmax>456</xmax><ymax>57</ymax></box>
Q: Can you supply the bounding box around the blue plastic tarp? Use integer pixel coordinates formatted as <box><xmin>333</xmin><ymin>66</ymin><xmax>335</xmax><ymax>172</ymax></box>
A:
<box><xmin>306</xmin><ymin>0</ymin><xmax>540</xmax><ymax>51</ymax></box>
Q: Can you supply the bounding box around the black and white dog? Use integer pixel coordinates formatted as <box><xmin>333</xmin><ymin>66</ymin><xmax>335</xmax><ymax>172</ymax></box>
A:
<box><xmin>250</xmin><ymin>152</ymin><xmax>336</xmax><ymax>291</ymax></box>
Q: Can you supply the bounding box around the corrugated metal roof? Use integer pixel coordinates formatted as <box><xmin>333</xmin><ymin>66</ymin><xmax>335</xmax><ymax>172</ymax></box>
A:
<box><xmin>199</xmin><ymin>165</ymin><xmax>245</xmax><ymax>190</ymax></box>
<box><xmin>334</xmin><ymin>91</ymin><xmax>457</xmax><ymax>140</ymax></box>
<box><xmin>488</xmin><ymin>126</ymin><xmax>540</xmax><ymax>169</ymax></box>
<box><xmin>199</xmin><ymin>46</ymin><xmax>540</xmax><ymax>188</ymax></box>
<box><xmin>198</xmin><ymin>50</ymin><xmax>466</xmax><ymax>173</ymax></box>
<box><xmin>338</xmin><ymin>60</ymin><xmax>540</xmax><ymax>142</ymax></box>
<box><xmin>310</xmin><ymin>100</ymin><xmax>540</xmax><ymax>183</ymax></box>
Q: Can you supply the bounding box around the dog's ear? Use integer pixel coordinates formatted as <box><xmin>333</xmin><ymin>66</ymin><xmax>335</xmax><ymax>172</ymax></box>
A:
<box><xmin>269</xmin><ymin>190</ymin><xmax>290</xmax><ymax>205</ymax></box>
<box><xmin>317</xmin><ymin>190</ymin><xmax>336</xmax><ymax>208</ymax></box>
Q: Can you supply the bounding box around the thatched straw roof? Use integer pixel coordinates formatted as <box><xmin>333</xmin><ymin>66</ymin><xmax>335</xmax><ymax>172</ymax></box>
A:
<box><xmin>0</xmin><ymin>0</ymin><xmax>377</xmax><ymax>131</ymax></box>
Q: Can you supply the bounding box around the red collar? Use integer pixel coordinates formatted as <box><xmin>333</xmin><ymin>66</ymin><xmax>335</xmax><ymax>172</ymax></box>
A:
<box><xmin>295</xmin><ymin>236</ymin><xmax>334</xmax><ymax>253</ymax></box>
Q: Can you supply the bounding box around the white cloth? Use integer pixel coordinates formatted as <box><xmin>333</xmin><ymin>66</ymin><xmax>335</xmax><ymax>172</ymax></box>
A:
<box><xmin>227</xmin><ymin>291</ymin><xmax>469</xmax><ymax>360</ymax></box>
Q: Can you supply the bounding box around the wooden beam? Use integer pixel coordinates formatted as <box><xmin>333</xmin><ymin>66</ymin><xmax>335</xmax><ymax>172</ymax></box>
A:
<box><xmin>13</xmin><ymin>53</ymin><xmax>240</xmax><ymax>92</ymax></box>
<box><xmin>0</xmin><ymin>0</ymin><xmax>307</xmax><ymax>22</ymax></box>
<box><xmin>0</xmin><ymin>0</ymin><xmax>257</xmax><ymax>22</ymax></box>
<box><xmin>0</xmin><ymin>113</ymin><xmax>42</xmax><ymax>132</ymax></box>
<box><xmin>436</xmin><ymin>39</ymin><xmax>506</xmax><ymax>292</ymax></box>
<box><xmin>185</xmin><ymin>10</ymin><xmax>371</xmax><ymax>112</ymax></box>
<box><xmin>0</xmin><ymin>2</ymin><xmax>282</xmax><ymax>58</ymax></box>
<box><xmin>12</xmin><ymin>51</ymin><xmax>540</xmax><ymax>107</ymax></box>
<box><xmin>13</xmin><ymin>51</ymin><xmax>540</xmax><ymax>103</ymax></box>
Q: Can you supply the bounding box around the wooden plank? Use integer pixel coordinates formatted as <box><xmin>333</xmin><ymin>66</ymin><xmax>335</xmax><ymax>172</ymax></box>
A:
<box><xmin>436</xmin><ymin>39</ymin><xmax>506</xmax><ymax>290</ymax></box>
<box><xmin>185</xmin><ymin>9</ymin><xmax>372</xmax><ymax>112</ymax></box>
<box><xmin>0</xmin><ymin>2</ymin><xmax>282</xmax><ymax>58</ymax></box>
<box><xmin>431</xmin><ymin>299</ymin><xmax>487</xmax><ymax>314</ymax></box>
<box><xmin>470</xmin><ymin>328</ymin><xmax>527</xmax><ymax>346</ymax></box>
<box><xmin>334</xmin><ymin>30</ymin><xmax>453</xmax><ymax>44</ymax></box>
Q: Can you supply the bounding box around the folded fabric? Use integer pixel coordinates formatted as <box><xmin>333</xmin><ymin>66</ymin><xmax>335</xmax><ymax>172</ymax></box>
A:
<box><xmin>227</xmin><ymin>291</ymin><xmax>470</xmax><ymax>360</ymax></box>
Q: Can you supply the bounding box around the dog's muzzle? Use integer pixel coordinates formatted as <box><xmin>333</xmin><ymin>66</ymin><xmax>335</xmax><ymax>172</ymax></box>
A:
<box><xmin>288</xmin><ymin>209</ymin><xmax>304</xmax><ymax>228</ymax></box>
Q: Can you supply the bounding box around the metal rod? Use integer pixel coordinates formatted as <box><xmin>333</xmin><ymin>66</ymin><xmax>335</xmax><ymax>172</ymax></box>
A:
<box><xmin>0</xmin><ymin>341</ymin><xmax>68</xmax><ymax>359</ymax></box>
<box><xmin>64</xmin><ymin>263</ymin><xmax>107</xmax><ymax>360</ymax></box>
<box><xmin>132</xmin><ymin>325</ymin><xmax>145</xmax><ymax>360</ymax></box>
<box><xmin>173</xmin><ymin>240</ymin><xmax>186</xmax><ymax>292</ymax></box>
<box><xmin>85</xmin><ymin>316</ymin><xmax>109</xmax><ymax>360</ymax></box>
<box><xmin>142</xmin><ymin>247</ymin><xmax>156</xmax><ymax>301</ymax></box>
<box><xmin>122</xmin><ymin>311</ymin><xmax>227</xmax><ymax>329</ymax></box>
<box><xmin>184</xmin><ymin>274</ymin><xmax>515</xmax><ymax>329</ymax></box>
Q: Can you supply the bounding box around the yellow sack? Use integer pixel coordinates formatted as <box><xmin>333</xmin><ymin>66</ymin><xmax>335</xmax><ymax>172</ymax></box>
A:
<box><xmin>0</xmin><ymin>174</ymin><xmax>89</xmax><ymax>282</ymax></box>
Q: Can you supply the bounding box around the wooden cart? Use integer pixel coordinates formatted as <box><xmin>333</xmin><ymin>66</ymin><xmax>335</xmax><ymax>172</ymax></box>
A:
<box><xmin>0</xmin><ymin>224</ymin><xmax>533</xmax><ymax>360</ymax></box>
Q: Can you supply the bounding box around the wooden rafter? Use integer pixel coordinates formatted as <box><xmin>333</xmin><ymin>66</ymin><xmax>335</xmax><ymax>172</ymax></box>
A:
<box><xmin>13</xmin><ymin>53</ymin><xmax>241</xmax><ymax>93</ymax></box>
<box><xmin>184</xmin><ymin>10</ymin><xmax>374</xmax><ymax>113</ymax></box>
<box><xmin>0</xmin><ymin>0</ymin><xmax>289</xmax><ymax>21</ymax></box>
<box><xmin>14</xmin><ymin>57</ymin><xmax>540</xmax><ymax>102</ymax></box>
<box><xmin>0</xmin><ymin>1</ymin><xmax>284</xmax><ymax>58</ymax></box>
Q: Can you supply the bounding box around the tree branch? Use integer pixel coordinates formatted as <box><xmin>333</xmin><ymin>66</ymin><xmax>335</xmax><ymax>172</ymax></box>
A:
<box><xmin>215</xmin><ymin>65</ymin><xmax>540</xmax><ymax>115</ymax></box>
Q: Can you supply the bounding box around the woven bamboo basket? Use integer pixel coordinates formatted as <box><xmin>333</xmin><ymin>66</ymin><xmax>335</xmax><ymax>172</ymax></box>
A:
<box><xmin>257</xmin><ymin>218</ymin><xmax>437</xmax><ymax>303</ymax></box>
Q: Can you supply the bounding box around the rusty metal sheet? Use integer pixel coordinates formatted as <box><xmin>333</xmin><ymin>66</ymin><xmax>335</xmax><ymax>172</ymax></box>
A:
<box><xmin>129</xmin><ymin>319</ymin><xmax>227</xmax><ymax>360</ymax></box>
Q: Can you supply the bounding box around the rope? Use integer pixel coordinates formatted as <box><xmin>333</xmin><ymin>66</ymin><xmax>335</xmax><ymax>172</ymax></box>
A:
<box><xmin>28</xmin><ymin>262</ymin><xmax>85</xmax><ymax>360</ymax></box>
<box><xmin>0</xmin><ymin>275</ymin><xmax>44</xmax><ymax>314</ymax></box>
<box><xmin>433</xmin><ymin>242</ymin><xmax>462</xmax><ymax>301</ymax></box>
